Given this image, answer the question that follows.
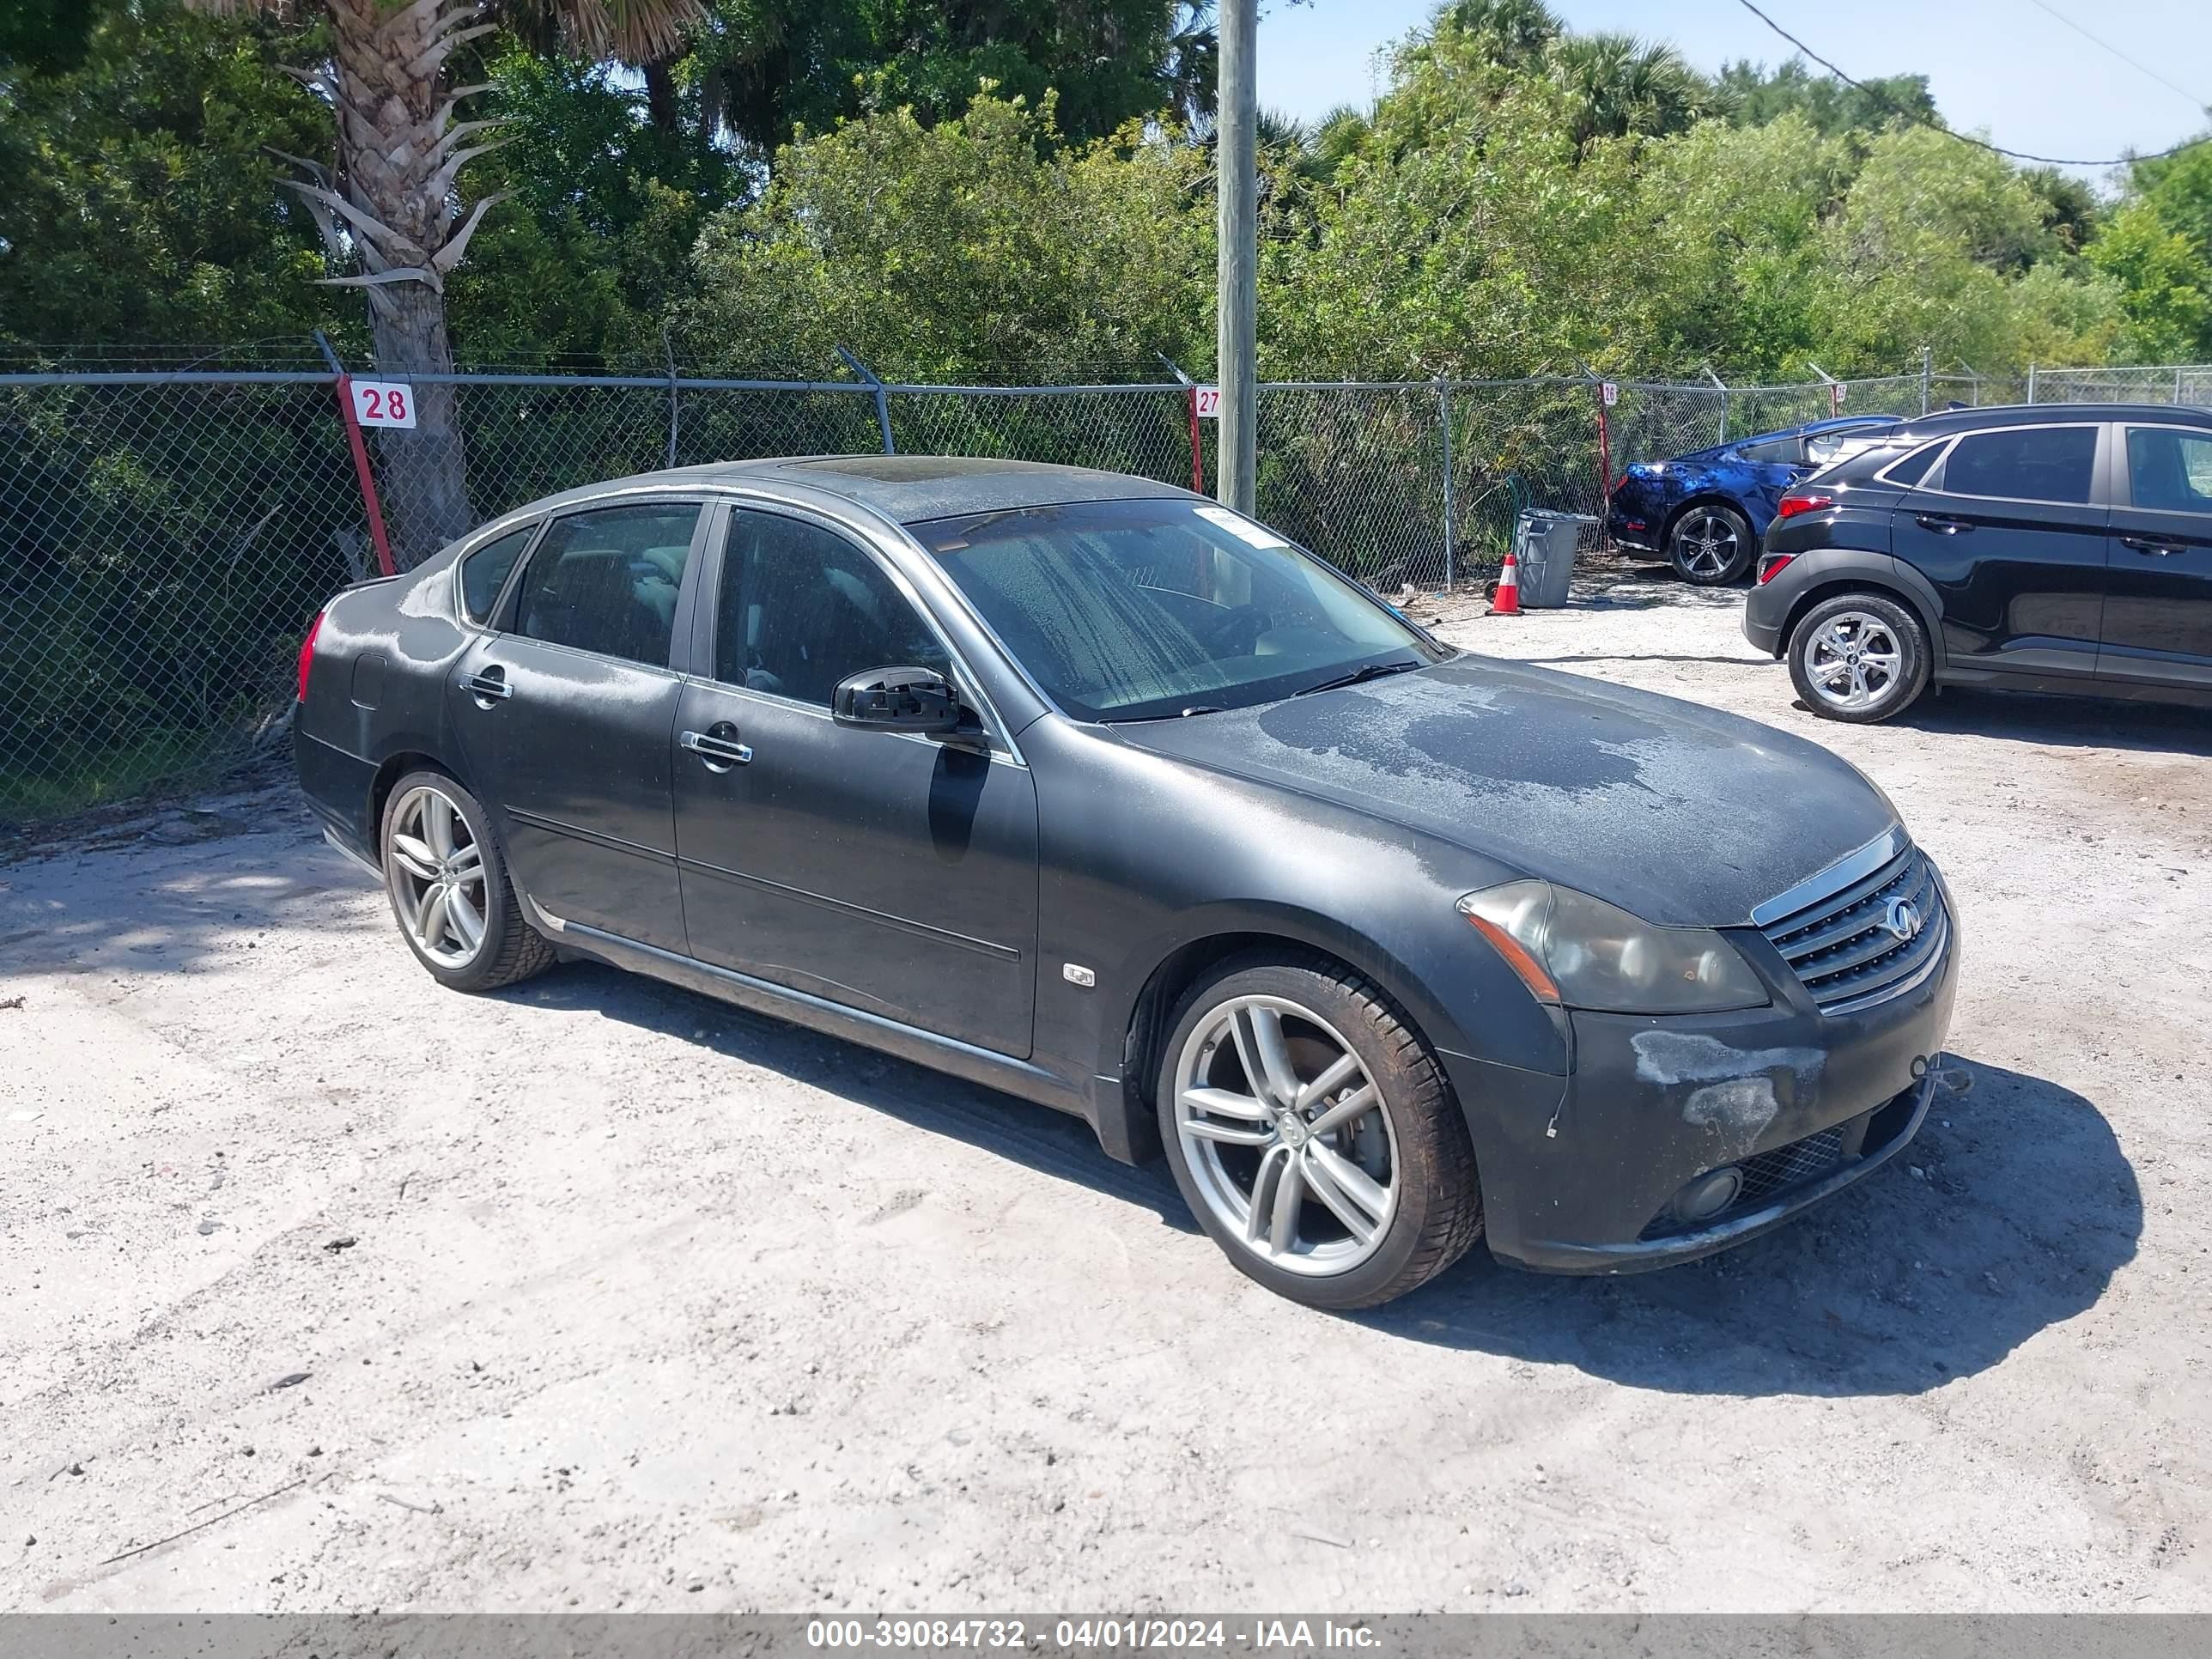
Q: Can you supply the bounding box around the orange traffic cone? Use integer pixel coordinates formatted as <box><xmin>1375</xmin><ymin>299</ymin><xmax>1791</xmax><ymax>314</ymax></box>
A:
<box><xmin>1489</xmin><ymin>549</ymin><xmax>1523</xmax><ymax>617</ymax></box>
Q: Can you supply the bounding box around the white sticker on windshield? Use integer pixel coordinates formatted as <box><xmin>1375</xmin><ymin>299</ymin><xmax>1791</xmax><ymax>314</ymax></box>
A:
<box><xmin>1193</xmin><ymin>504</ymin><xmax>1291</xmax><ymax>549</ymax></box>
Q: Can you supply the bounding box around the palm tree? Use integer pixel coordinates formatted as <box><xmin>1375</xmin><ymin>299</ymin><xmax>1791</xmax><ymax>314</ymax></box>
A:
<box><xmin>196</xmin><ymin>0</ymin><xmax>701</xmax><ymax>562</ymax></box>
<box><xmin>1545</xmin><ymin>32</ymin><xmax>1715</xmax><ymax>150</ymax></box>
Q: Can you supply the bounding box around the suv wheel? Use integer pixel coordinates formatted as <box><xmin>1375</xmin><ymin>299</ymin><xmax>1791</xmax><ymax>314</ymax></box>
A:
<box><xmin>380</xmin><ymin>770</ymin><xmax>555</xmax><ymax>992</ymax></box>
<box><xmin>1668</xmin><ymin>504</ymin><xmax>1754</xmax><ymax>585</ymax></box>
<box><xmin>1787</xmin><ymin>592</ymin><xmax>1930</xmax><ymax>723</ymax></box>
<box><xmin>1156</xmin><ymin>953</ymin><xmax>1484</xmax><ymax>1310</ymax></box>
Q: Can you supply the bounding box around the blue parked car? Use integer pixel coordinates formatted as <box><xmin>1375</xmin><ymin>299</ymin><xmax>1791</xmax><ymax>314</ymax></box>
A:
<box><xmin>1607</xmin><ymin>415</ymin><xmax>1902</xmax><ymax>584</ymax></box>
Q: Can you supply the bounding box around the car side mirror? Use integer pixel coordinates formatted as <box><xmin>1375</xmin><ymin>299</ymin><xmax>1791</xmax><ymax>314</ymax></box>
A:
<box><xmin>832</xmin><ymin>665</ymin><xmax>962</xmax><ymax>735</ymax></box>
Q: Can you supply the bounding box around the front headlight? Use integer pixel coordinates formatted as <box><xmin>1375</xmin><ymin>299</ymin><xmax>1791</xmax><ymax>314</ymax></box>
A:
<box><xmin>1457</xmin><ymin>879</ymin><xmax>1768</xmax><ymax>1014</ymax></box>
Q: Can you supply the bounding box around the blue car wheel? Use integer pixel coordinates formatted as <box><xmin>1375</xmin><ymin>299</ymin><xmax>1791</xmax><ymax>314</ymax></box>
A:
<box><xmin>1668</xmin><ymin>503</ymin><xmax>1755</xmax><ymax>585</ymax></box>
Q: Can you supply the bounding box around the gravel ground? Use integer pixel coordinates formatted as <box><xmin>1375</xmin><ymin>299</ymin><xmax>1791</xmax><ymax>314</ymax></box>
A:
<box><xmin>3</xmin><ymin>562</ymin><xmax>2209</xmax><ymax>1613</ymax></box>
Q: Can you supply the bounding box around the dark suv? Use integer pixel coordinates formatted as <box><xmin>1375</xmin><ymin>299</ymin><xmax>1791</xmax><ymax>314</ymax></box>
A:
<box><xmin>1745</xmin><ymin>404</ymin><xmax>2212</xmax><ymax>722</ymax></box>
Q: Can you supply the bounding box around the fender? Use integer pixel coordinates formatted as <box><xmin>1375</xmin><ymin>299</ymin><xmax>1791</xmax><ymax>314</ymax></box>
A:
<box><xmin>1777</xmin><ymin>550</ymin><xmax>1949</xmax><ymax>675</ymax></box>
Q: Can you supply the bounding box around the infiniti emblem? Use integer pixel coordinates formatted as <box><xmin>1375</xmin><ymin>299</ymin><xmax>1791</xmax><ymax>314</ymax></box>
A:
<box><xmin>1881</xmin><ymin>897</ymin><xmax>1923</xmax><ymax>943</ymax></box>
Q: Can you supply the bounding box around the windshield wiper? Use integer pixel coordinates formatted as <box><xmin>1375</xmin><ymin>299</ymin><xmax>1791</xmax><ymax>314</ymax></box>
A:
<box><xmin>1291</xmin><ymin>658</ymin><xmax>1426</xmax><ymax>698</ymax></box>
<box><xmin>1107</xmin><ymin>703</ymin><xmax>1230</xmax><ymax>724</ymax></box>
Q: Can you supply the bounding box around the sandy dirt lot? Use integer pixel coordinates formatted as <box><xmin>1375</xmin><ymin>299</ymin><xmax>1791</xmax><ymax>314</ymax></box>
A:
<box><xmin>3</xmin><ymin>563</ymin><xmax>2208</xmax><ymax>1613</ymax></box>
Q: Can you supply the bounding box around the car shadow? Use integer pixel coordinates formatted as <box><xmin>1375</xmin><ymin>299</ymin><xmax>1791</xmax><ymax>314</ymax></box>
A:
<box><xmin>1874</xmin><ymin>687</ymin><xmax>2212</xmax><ymax>756</ymax></box>
<box><xmin>1362</xmin><ymin>1055</ymin><xmax>2140</xmax><ymax>1396</ymax></box>
<box><xmin>495</xmin><ymin>965</ymin><xmax>2137</xmax><ymax>1400</ymax></box>
<box><xmin>509</xmin><ymin>961</ymin><xmax>1199</xmax><ymax>1232</ymax></box>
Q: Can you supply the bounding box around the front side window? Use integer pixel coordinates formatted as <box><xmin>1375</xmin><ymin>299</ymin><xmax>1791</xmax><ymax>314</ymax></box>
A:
<box><xmin>458</xmin><ymin>524</ymin><xmax>535</xmax><ymax>623</ymax></box>
<box><xmin>717</xmin><ymin>510</ymin><xmax>951</xmax><ymax>705</ymax></box>
<box><xmin>514</xmin><ymin>503</ymin><xmax>700</xmax><ymax>666</ymax></box>
<box><xmin>2125</xmin><ymin>428</ymin><xmax>2212</xmax><ymax>515</ymax></box>
<box><xmin>1939</xmin><ymin>426</ymin><xmax>2098</xmax><ymax>504</ymax></box>
<box><xmin>915</xmin><ymin>498</ymin><xmax>1447</xmax><ymax>723</ymax></box>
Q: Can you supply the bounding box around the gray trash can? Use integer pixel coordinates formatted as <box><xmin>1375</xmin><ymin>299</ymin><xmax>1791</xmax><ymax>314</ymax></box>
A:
<box><xmin>1512</xmin><ymin>509</ymin><xmax>1595</xmax><ymax>608</ymax></box>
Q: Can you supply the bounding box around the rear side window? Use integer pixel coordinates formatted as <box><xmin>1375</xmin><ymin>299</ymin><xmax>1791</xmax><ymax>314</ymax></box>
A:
<box><xmin>1939</xmin><ymin>426</ymin><xmax>2098</xmax><ymax>504</ymax></box>
<box><xmin>515</xmin><ymin>504</ymin><xmax>702</xmax><ymax>666</ymax></box>
<box><xmin>2125</xmin><ymin>428</ymin><xmax>2212</xmax><ymax>515</ymax></box>
<box><xmin>458</xmin><ymin>525</ymin><xmax>535</xmax><ymax>623</ymax></box>
<box><xmin>1736</xmin><ymin>437</ymin><xmax>1803</xmax><ymax>465</ymax></box>
<box><xmin>1880</xmin><ymin>443</ymin><xmax>1945</xmax><ymax>489</ymax></box>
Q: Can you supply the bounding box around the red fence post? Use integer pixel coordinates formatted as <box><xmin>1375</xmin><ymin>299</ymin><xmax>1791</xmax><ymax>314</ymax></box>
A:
<box><xmin>313</xmin><ymin>333</ymin><xmax>396</xmax><ymax>578</ymax></box>
<box><xmin>1595</xmin><ymin>386</ymin><xmax>1613</xmax><ymax>526</ymax></box>
<box><xmin>1188</xmin><ymin>383</ymin><xmax>1204</xmax><ymax>495</ymax></box>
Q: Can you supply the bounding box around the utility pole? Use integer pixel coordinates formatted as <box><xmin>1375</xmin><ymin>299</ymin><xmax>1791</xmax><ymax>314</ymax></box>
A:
<box><xmin>1217</xmin><ymin>0</ymin><xmax>1258</xmax><ymax>514</ymax></box>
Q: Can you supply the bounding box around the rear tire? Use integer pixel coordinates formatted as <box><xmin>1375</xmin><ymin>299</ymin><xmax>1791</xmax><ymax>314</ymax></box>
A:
<box><xmin>1786</xmin><ymin>592</ymin><xmax>1930</xmax><ymax>723</ymax></box>
<box><xmin>379</xmin><ymin>769</ymin><xmax>554</xmax><ymax>992</ymax></box>
<box><xmin>1156</xmin><ymin>952</ymin><xmax>1484</xmax><ymax>1310</ymax></box>
<box><xmin>1668</xmin><ymin>503</ymin><xmax>1755</xmax><ymax>585</ymax></box>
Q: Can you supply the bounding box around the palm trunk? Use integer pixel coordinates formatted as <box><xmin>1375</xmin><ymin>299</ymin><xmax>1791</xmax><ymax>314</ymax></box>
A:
<box><xmin>323</xmin><ymin>0</ymin><xmax>493</xmax><ymax>566</ymax></box>
<box><xmin>368</xmin><ymin>283</ymin><xmax>474</xmax><ymax>567</ymax></box>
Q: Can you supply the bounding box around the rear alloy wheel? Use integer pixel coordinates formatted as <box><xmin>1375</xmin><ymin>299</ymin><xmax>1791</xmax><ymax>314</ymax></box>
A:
<box><xmin>380</xmin><ymin>770</ymin><xmax>554</xmax><ymax>992</ymax></box>
<box><xmin>1786</xmin><ymin>592</ymin><xmax>1930</xmax><ymax>724</ymax></box>
<box><xmin>1157</xmin><ymin>955</ymin><xmax>1483</xmax><ymax>1309</ymax></box>
<box><xmin>1668</xmin><ymin>504</ymin><xmax>1755</xmax><ymax>585</ymax></box>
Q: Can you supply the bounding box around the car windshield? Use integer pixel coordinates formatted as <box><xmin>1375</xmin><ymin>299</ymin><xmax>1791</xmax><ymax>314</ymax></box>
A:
<box><xmin>913</xmin><ymin>498</ymin><xmax>1448</xmax><ymax>722</ymax></box>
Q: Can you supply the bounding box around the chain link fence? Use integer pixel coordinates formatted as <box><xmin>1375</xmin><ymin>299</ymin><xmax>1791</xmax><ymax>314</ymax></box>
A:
<box><xmin>0</xmin><ymin>349</ymin><xmax>2195</xmax><ymax>827</ymax></box>
<box><xmin>2026</xmin><ymin>364</ymin><xmax>2212</xmax><ymax>407</ymax></box>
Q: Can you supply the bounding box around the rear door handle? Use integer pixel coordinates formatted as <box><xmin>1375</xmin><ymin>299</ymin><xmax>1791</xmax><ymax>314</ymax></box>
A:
<box><xmin>459</xmin><ymin>665</ymin><xmax>512</xmax><ymax>704</ymax></box>
<box><xmin>680</xmin><ymin>724</ymin><xmax>753</xmax><ymax>772</ymax></box>
<box><xmin>2121</xmin><ymin>536</ymin><xmax>2186</xmax><ymax>556</ymax></box>
<box><xmin>1915</xmin><ymin>514</ymin><xmax>1973</xmax><ymax>534</ymax></box>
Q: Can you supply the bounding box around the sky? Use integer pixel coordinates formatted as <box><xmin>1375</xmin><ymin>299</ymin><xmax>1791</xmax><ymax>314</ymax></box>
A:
<box><xmin>1257</xmin><ymin>0</ymin><xmax>2212</xmax><ymax>182</ymax></box>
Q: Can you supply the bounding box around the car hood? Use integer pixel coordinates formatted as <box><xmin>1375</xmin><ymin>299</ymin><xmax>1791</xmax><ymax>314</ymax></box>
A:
<box><xmin>1111</xmin><ymin>654</ymin><xmax>1896</xmax><ymax>927</ymax></box>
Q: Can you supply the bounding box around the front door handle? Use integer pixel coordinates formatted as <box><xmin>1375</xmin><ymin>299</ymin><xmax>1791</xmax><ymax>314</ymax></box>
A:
<box><xmin>2121</xmin><ymin>536</ymin><xmax>2186</xmax><ymax>556</ymax></box>
<box><xmin>459</xmin><ymin>665</ymin><xmax>512</xmax><ymax>705</ymax></box>
<box><xmin>1915</xmin><ymin>514</ymin><xmax>1973</xmax><ymax>534</ymax></box>
<box><xmin>680</xmin><ymin>722</ymin><xmax>753</xmax><ymax>772</ymax></box>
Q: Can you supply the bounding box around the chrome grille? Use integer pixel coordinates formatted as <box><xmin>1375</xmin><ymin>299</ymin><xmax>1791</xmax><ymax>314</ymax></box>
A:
<box><xmin>1760</xmin><ymin>842</ymin><xmax>1948</xmax><ymax>1015</ymax></box>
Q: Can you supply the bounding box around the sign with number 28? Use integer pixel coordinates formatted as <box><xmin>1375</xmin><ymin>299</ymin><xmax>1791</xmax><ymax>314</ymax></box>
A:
<box><xmin>350</xmin><ymin>380</ymin><xmax>417</xmax><ymax>429</ymax></box>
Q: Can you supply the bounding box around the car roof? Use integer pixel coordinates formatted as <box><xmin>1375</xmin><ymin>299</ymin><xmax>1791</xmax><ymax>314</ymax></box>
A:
<box><xmin>500</xmin><ymin>455</ymin><xmax>1196</xmax><ymax>527</ymax></box>
<box><xmin>1723</xmin><ymin>414</ymin><xmax>1899</xmax><ymax>448</ymax></box>
<box><xmin>1892</xmin><ymin>402</ymin><xmax>2212</xmax><ymax>438</ymax></box>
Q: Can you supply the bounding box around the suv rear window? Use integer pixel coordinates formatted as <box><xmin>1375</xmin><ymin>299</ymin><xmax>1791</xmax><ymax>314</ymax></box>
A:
<box><xmin>1940</xmin><ymin>426</ymin><xmax>2098</xmax><ymax>504</ymax></box>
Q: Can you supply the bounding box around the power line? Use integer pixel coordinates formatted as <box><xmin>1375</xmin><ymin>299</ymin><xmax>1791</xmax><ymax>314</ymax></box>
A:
<box><xmin>2023</xmin><ymin>0</ymin><xmax>2209</xmax><ymax>113</ymax></box>
<box><xmin>1732</xmin><ymin>0</ymin><xmax>2208</xmax><ymax>168</ymax></box>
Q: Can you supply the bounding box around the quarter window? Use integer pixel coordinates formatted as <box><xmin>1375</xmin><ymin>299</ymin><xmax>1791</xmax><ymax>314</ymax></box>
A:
<box><xmin>717</xmin><ymin>510</ymin><xmax>950</xmax><ymax>706</ymax></box>
<box><xmin>2125</xmin><ymin>428</ymin><xmax>2212</xmax><ymax>515</ymax></box>
<box><xmin>1880</xmin><ymin>442</ymin><xmax>1945</xmax><ymax>489</ymax></box>
<box><xmin>458</xmin><ymin>525</ymin><xmax>535</xmax><ymax>624</ymax></box>
<box><xmin>1939</xmin><ymin>426</ymin><xmax>2098</xmax><ymax>505</ymax></box>
<box><xmin>514</xmin><ymin>504</ymin><xmax>701</xmax><ymax>666</ymax></box>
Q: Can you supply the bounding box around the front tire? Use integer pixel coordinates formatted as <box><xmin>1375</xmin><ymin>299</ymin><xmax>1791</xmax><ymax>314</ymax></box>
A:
<box><xmin>1787</xmin><ymin>592</ymin><xmax>1930</xmax><ymax>723</ymax></box>
<box><xmin>1156</xmin><ymin>953</ymin><xmax>1484</xmax><ymax>1310</ymax></box>
<box><xmin>380</xmin><ymin>769</ymin><xmax>554</xmax><ymax>992</ymax></box>
<box><xmin>1668</xmin><ymin>504</ymin><xmax>1755</xmax><ymax>585</ymax></box>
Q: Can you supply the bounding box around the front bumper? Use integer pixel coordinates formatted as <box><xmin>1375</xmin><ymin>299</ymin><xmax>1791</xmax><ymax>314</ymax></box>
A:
<box><xmin>1442</xmin><ymin>902</ymin><xmax>1957</xmax><ymax>1273</ymax></box>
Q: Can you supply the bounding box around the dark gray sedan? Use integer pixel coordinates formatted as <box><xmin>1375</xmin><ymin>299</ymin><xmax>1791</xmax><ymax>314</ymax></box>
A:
<box><xmin>295</xmin><ymin>458</ymin><xmax>1956</xmax><ymax>1308</ymax></box>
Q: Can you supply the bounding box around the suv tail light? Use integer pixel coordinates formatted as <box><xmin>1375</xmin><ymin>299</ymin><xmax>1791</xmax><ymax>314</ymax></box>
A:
<box><xmin>1758</xmin><ymin>554</ymin><xmax>1796</xmax><ymax>586</ymax></box>
<box><xmin>295</xmin><ymin>610</ymin><xmax>325</xmax><ymax>702</ymax></box>
<box><xmin>1775</xmin><ymin>489</ymin><xmax>1834</xmax><ymax>520</ymax></box>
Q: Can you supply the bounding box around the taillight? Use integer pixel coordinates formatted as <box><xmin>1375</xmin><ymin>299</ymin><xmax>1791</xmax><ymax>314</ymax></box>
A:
<box><xmin>1775</xmin><ymin>490</ymin><xmax>1833</xmax><ymax>520</ymax></box>
<box><xmin>295</xmin><ymin>611</ymin><xmax>325</xmax><ymax>702</ymax></box>
<box><xmin>1611</xmin><ymin>473</ymin><xmax>1631</xmax><ymax>494</ymax></box>
<box><xmin>1758</xmin><ymin>554</ymin><xmax>1796</xmax><ymax>586</ymax></box>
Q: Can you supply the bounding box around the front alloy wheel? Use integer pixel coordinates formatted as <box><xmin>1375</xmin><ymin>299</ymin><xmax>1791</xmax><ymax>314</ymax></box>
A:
<box><xmin>1157</xmin><ymin>956</ymin><xmax>1484</xmax><ymax>1309</ymax></box>
<box><xmin>1175</xmin><ymin>995</ymin><xmax>1400</xmax><ymax>1276</ymax></box>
